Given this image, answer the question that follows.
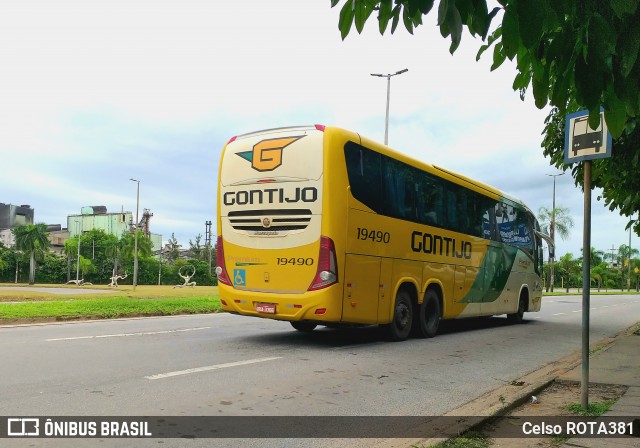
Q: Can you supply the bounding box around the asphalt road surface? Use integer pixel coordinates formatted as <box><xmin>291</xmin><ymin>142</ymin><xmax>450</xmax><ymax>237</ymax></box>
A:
<box><xmin>1</xmin><ymin>294</ymin><xmax>639</xmax><ymax>448</ymax></box>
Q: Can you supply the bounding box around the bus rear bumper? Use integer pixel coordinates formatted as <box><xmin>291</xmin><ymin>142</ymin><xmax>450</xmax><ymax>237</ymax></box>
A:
<box><xmin>218</xmin><ymin>284</ymin><xmax>343</xmax><ymax>323</ymax></box>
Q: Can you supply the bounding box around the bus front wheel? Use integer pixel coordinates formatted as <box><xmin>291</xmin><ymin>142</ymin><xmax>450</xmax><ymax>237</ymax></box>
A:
<box><xmin>386</xmin><ymin>290</ymin><xmax>413</xmax><ymax>341</ymax></box>
<box><xmin>290</xmin><ymin>321</ymin><xmax>317</xmax><ymax>332</ymax></box>
<box><xmin>507</xmin><ymin>296</ymin><xmax>527</xmax><ymax>324</ymax></box>
<box><xmin>415</xmin><ymin>289</ymin><xmax>440</xmax><ymax>338</ymax></box>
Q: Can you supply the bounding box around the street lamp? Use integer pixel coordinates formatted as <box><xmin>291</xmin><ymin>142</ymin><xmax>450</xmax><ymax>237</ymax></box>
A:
<box><xmin>546</xmin><ymin>172</ymin><xmax>564</xmax><ymax>292</ymax></box>
<box><xmin>371</xmin><ymin>68</ymin><xmax>408</xmax><ymax>145</ymax></box>
<box><xmin>130</xmin><ymin>178</ymin><xmax>140</xmax><ymax>291</ymax></box>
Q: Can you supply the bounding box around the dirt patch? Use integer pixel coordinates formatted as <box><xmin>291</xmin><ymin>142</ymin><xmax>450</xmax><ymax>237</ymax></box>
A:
<box><xmin>481</xmin><ymin>381</ymin><xmax>627</xmax><ymax>447</ymax></box>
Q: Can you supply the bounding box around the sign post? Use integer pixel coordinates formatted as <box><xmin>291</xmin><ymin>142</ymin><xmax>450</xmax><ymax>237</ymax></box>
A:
<box><xmin>564</xmin><ymin>109</ymin><xmax>612</xmax><ymax>409</ymax></box>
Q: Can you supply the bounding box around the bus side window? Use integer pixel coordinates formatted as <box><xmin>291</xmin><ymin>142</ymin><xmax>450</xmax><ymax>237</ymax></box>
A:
<box><xmin>344</xmin><ymin>142</ymin><xmax>383</xmax><ymax>213</ymax></box>
<box><xmin>445</xmin><ymin>186</ymin><xmax>459</xmax><ymax>232</ymax></box>
<box><xmin>419</xmin><ymin>175</ymin><xmax>443</xmax><ymax>227</ymax></box>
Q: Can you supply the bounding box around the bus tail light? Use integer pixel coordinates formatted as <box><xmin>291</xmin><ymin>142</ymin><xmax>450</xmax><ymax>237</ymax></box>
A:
<box><xmin>308</xmin><ymin>236</ymin><xmax>338</xmax><ymax>291</ymax></box>
<box><xmin>215</xmin><ymin>236</ymin><xmax>232</xmax><ymax>286</ymax></box>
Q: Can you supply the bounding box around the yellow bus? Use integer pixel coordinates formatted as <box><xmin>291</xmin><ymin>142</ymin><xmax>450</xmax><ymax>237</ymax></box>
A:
<box><xmin>216</xmin><ymin>125</ymin><xmax>544</xmax><ymax>341</ymax></box>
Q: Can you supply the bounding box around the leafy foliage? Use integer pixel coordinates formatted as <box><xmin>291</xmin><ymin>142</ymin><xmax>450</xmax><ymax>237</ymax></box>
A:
<box><xmin>332</xmin><ymin>0</ymin><xmax>639</xmax><ymax>138</ymax></box>
<box><xmin>12</xmin><ymin>223</ymin><xmax>51</xmax><ymax>284</ymax></box>
<box><xmin>537</xmin><ymin>206</ymin><xmax>574</xmax><ymax>241</ymax></box>
<box><xmin>332</xmin><ymin>0</ymin><xmax>640</xmax><ymax>236</ymax></box>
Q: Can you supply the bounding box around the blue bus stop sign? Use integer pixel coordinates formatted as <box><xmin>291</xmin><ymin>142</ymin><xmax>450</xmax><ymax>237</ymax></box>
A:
<box><xmin>564</xmin><ymin>109</ymin><xmax>612</xmax><ymax>164</ymax></box>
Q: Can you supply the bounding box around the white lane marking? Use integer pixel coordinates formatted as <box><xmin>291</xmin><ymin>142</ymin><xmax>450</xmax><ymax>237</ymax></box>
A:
<box><xmin>46</xmin><ymin>327</ymin><xmax>211</xmax><ymax>341</ymax></box>
<box><xmin>552</xmin><ymin>313</ymin><xmax>566</xmax><ymax>316</ymax></box>
<box><xmin>145</xmin><ymin>357</ymin><xmax>282</xmax><ymax>380</ymax></box>
<box><xmin>572</xmin><ymin>310</ymin><xmax>581</xmax><ymax>313</ymax></box>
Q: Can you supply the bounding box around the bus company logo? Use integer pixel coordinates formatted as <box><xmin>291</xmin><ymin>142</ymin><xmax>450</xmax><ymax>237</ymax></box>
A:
<box><xmin>262</xmin><ymin>217</ymin><xmax>272</xmax><ymax>228</ymax></box>
<box><xmin>236</xmin><ymin>136</ymin><xmax>304</xmax><ymax>172</ymax></box>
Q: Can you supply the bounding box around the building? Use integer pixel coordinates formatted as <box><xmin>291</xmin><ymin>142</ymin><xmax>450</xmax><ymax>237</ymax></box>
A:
<box><xmin>47</xmin><ymin>224</ymin><xmax>70</xmax><ymax>255</ymax></box>
<box><xmin>0</xmin><ymin>203</ymin><xmax>34</xmax><ymax>230</ymax></box>
<box><xmin>67</xmin><ymin>206</ymin><xmax>162</xmax><ymax>252</ymax></box>
<box><xmin>0</xmin><ymin>203</ymin><xmax>35</xmax><ymax>247</ymax></box>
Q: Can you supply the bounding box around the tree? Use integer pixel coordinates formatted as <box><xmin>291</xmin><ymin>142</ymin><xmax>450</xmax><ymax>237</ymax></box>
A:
<box><xmin>104</xmin><ymin>233</ymin><xmax>125</xmax><ymax>280</ymax></box>
<box><xmin>333</xmin><ymin>0</ymin><xmax>640</xmax><ymax>237</ymax></box>
<box><xmin>538</xmin><ymin>207</ymin><xmax>574</xmax><ymax>241</ymax></box>
<box><xmin>538</xmin><ymin>206</ymin><xmax>574</xmax><ymax>292</ymax></box>
<box><xmin>333</xmin><ymin>0</ymin><xmax>639</xmax><ymax>137</ymax></box>
<box><xmin>188</xmin><ymin>234</ymin><xmax>205</xmax><ymax>261</ymax></box>
<box><xmin>12</xmin><ymin>223</ymin><xmax>51</xmax><ymax>285</ymax></box>
<box><xmin>618</xmin><ymin>244</ymin><xmax>639</xmax><ymax>290</ymax></box>
<box><xmin>558</xmin><ymin>253</ymin><xmax>580</xmax><ymax>292</ymax></box>
<box><xmin>165</xmin><ymin>233</ymin><xmax>180</xmax><ymax>263</ymax></box>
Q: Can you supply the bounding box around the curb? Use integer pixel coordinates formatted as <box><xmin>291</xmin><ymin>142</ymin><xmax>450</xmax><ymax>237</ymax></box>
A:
<box><xmin>398</xmin><ymin>325</ymin><xmax>639</xmax><ymax>448</ymax></box>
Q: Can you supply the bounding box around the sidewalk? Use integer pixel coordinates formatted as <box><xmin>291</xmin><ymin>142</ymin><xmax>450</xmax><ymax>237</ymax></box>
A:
<box><xmin>557</xmin><ymin>328</ymin><xmax>640</xmax><ymax>447</ymax></box>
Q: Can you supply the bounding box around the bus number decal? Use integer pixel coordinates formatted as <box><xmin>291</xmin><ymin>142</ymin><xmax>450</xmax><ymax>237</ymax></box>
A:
<box><xmin>277</xmin><ymin>258</ymin><xmax>314</xmax><ymax>266</ymax></box>
<box><xmin>356</xmin><ymin>228</ymin><xmax>390</xmax><ymax>244</ymax></box>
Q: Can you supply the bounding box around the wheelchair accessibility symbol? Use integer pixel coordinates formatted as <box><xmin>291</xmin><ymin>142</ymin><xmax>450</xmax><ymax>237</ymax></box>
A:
<box><xmin>233</xmin><ymin>269</ymin><xmax>246</xmax><ymax>286</ymax></box>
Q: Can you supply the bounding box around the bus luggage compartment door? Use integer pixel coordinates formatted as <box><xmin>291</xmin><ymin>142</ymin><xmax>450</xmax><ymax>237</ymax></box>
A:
<box><xmin>342</xmin><ymin>254</ymin><xmax>381</xmax><ymax>324</ymax></box>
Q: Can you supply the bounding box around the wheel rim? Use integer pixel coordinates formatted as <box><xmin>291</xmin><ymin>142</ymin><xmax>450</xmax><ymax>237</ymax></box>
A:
<box><xmin>396</xmin><ymin>303</ymin><xmax>410</xmax><ymax>329</ymax></box>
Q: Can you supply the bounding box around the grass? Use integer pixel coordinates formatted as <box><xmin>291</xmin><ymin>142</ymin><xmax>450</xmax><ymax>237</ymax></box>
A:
<box><xmin>422</xmin><ymin>431</ymin><xmax>489</xmax><ymax>448</ymax></box>
<box><xmin>564</xmin><ymin>400</ymin><xmax>617</xmax><ymax>417</ymax></box>
<box><xmin>0</xmin><ymin>296</ymin><xmax>221</xmax><ymax>320</ymax></box>
<box><xmin>0</xmin><ymin>284</ymin><xmax>222</xmax><ymax>321</ymax></box>
<box><xmin>0</xmin><ymin>284</ymin><xmax>219</xmax><ymax>301</ymax></box>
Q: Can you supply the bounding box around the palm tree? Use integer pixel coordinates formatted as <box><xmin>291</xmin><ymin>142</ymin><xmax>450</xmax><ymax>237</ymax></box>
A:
<box><xmin>538</xmin><ymin>206</ymin><xmax>574</xmax><ymax>291</ymax></box>
<box><xmin>104</xmin><ymin>234</ymin><xmax>124</xmax><ymax>278</ymax></box>
<box><xmin>618</xmin><ymin>244</ymin><xmax>639</xmax><ymax>290</ymax></box>
<box><xmin>558</xmin><ymin>252</ymin><xmax>580</xmax><ymax>292</ymax></box>
<box><xmin>12</xmin><ymin>223</ymin><xmax>51</xmax><ymax>285</ymax></box>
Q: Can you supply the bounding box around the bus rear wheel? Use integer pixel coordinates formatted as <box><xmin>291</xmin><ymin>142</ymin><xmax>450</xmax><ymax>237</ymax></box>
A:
<box><xmin>290</xmin><ymin>321</ymin><xmax>317</xmax><ymax>332</ymax></box>
<box><xmin>415</xmin><ymin>289</ymin><xmax>440</xmax><ymax>338</ymax></box>
<box><xmin>386</xmin><ymin>290</ymin><xmax>413</xmax><ymax>342</ymax></box>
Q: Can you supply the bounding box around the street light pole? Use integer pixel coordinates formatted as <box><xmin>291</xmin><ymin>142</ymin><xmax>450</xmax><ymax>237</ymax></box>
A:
<box><xmin>546</xmin><ymin>172</ymin><xmax>564</xmax><ymax>292</ymax></box>
<box><xmin>371</xmin><ymin>68</ymin><xmax>408</xmax><ymax>146</ymax></box>
<box><xmin>130</xmin><ymin>178</ymin><xmax>140</xmax><ymax>291</ymax></box>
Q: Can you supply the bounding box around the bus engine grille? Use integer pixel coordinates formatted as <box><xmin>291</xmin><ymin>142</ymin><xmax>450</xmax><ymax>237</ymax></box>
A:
<box><xmin>228</xmin><ymin>209</ymin><xmax>312</xmax><ymax>232</ymax></box>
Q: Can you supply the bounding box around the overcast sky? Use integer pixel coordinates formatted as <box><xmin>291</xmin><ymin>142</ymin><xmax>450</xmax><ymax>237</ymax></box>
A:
<box><xmin>1</xmin><ymin>0</ymin><xmax>637</xmax><ymax>259</ymax></box>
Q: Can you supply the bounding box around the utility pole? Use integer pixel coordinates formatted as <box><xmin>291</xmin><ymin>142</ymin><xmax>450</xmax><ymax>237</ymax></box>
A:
<box><xmin>546</xmin><ymin>172</ymin><xmax>564</xmax><ymax>292</ymax></box>
<box><xmin>205</xmin><ymin>221</ymin><xmax>213</xmax><ymax>275</ymax></box>
<box><xmin>130</xmin><ymin>178</ymin><xmax>140</xmax><ymax>291</ymax></box>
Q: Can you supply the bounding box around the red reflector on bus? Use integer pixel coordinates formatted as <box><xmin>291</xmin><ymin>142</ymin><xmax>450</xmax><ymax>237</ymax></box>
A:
<box><xmin>294</xmin><ymin>304</ymin><xmax>302</xmax><ymax>308</ymax></box>
<box><xmin>227</xmin><ymin>136</ymin><xmax>237</xmax><ymax>144</ymax></box>
<box><xmin>314</xmin><ymin>124</ymin><xmax>325</xmax><ymax>132</ymax></box>
<box><xmin>221</xmin><ymin>300</ymin><xmax>227</xmax><ymax>306</ymax></box>
<box><xmin>315</xmin><ymin>308</ymin><xmax>327</xmax><ymax>315</ymax></box>
<box><xmin>216</xmin><ymin>236</ymin><xmax>232</xmax><ymax>286</ymax></box>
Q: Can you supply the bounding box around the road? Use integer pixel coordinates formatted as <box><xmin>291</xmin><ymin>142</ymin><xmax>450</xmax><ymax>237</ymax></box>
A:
<box><xmin>1</xmin><ymin>294</ymin><xmax>639</xmax><ymax>447</ymax></box>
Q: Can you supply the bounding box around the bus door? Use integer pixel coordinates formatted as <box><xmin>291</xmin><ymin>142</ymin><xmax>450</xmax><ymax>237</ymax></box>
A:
<box><xmin>343</xmin><ymin>255</ymin><xmax>381</xmax><ymax>324</ymax></box>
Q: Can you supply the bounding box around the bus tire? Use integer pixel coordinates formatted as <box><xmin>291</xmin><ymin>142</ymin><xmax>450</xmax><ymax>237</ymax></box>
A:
<box><xmin>507</xmin><ymin>295</ymin><xmax>526</xmax><ymax>324</ymax></box>
<box><xmin>290</xmin><ymin>321</ymin><xmax>317</xmax><ymax>332</ymax></box>
<box><xmin>386</xmin><ymin>289</ymin><xmax>413</xmax><ymax>342</ymax></box>
<box><xmin>416</xmin><ymin>289</ymin><xmax>440</xmax><ymax>338</ymax></box>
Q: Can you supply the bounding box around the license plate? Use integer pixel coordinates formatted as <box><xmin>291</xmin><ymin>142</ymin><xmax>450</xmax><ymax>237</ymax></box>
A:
<box><xmin>256</xmin><ymin>303</ymin><xmax>276</xmax><ymax>314</ymax></box>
